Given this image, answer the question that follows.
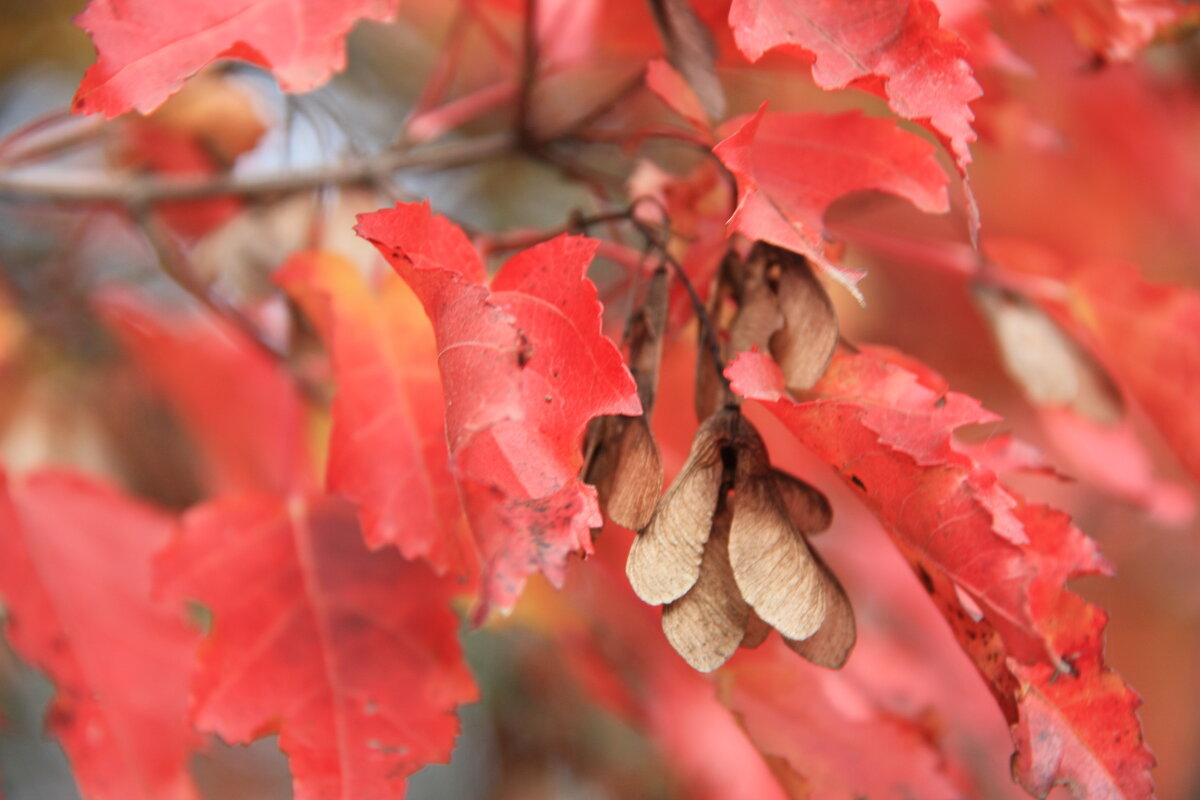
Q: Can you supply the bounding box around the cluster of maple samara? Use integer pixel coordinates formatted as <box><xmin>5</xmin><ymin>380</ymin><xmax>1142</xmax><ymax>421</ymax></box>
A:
<box><xmin>584</xmin><ymin>243</ymin><xmax>853</xmax><ymax>672</ymax></box>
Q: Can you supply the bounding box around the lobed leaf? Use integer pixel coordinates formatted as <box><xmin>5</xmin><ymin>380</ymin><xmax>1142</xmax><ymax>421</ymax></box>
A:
<box><xmin>73</xmin><ymin>0</ymin><xmax>400</xmax><ymax>117</ymax></box>
<box><xmin>727</xmin><ymin>348</ymin><xmax>1154</xmax><ymax>799</ymax></box>
<box><xmin>355</xmin><ymin>202</ymin><xmax>641</xmax><ymax>617</ymax></box>
<box><xmin>275</xmin><ymin>251</ymin><xmax>473</xmax><ymax>575</ymax></box>
<box><xmin>713</xmin><ymin>108</ymin><xmax>949</xmax><ymax>299</ymax></box>
<box><xmin>159</xmin><ymin>493</ymin><xmax>477</xmax><ymax>800</ymax></box>
<box><xmin>728</xmin><ymin>0</ymin><xmax>981</xmax><ymax>178</ymax></box>
<box><xmin>0</xmin><ymin>471</ymin><xmax>199</xmax><ymax>800</ymax></box>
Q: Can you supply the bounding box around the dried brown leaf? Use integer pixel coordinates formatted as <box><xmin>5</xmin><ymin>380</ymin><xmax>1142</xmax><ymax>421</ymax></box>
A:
<box><xmin>662</xmin><ymin>505</ymin><xmax>748</xmax><ymax>671</ymax></box>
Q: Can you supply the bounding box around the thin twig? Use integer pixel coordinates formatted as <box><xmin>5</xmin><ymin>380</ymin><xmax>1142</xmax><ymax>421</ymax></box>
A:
<box><xmin>569</xmin><ymin>204</ymin><xmax>731</xmax><ymax>396</ymax></box>
<box><xmin>131</xmin><ymin>207</ymin><xmax>321</xmax><ymax>401</ymax></box>
<box><xmin>515</xmin><ymin>0</ymin><xmax>540</xmax><ymax>150</ymax></box>
<box><xmin>0</xmin><ymin>132</ymin><xmax>514</xmax><ymax>205</ymax></box>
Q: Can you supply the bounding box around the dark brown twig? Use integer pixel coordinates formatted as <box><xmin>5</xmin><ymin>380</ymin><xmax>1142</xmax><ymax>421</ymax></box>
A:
<box><xmin>515</xmin><ymin>0</ymin><xmax>540</xmax><ymax>151</ymax></box>
<box><xmin>569</xmin><ymin>203</ymin><xmax>731</xmax><ymax>397</ymax></box>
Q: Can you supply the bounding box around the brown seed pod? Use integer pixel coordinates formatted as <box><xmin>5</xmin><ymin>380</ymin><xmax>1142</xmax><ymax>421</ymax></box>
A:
<box><xmin>769</xmin><ymin>250</ymin><xmax>839</xmax><ymax>392</ymax></box>
<box><xmin>972</xmin><ymin>285</ymin><xmax>1122</xmax><ymax>424</ymax></box>
<box><xmin>585</xmin><ymin>414</ymin><xmax>663</xmax><ymax>531</ymax></box>
<box><xmin>626</xmin><ymin>411</ymin><xmax>730</xmax><ymax>604</ymax></box>
<box><xmin>583</xmin><ymin>266</ymin><xmax>668</xmax><ymax>530</ymax></box>
<box><xmin>728</xmin><ymin>453</ymin><xmax>828</xmax><ymax>643</ymax></box>
<box><xmin>771</xmin><ymin>467</ymin><xmax>833</xmax><ymax>535</ymax></box>
<box><xmin>782</xmin><ymin>551</ymin><xmax>856</xmax><ymax>669</ymax></box>
<box><xmin>661</xmin><ymin>503</ymin><xmax>748</xmax><ymax>672</ymax></box>
<box><xmin>740</xmin><ymin>607</ymin><xmax>772</xmax><ymax>649</ymax></box>
<box><xmin>628</xmin><ymin>407</ymin><xmax>854</xmax><ymax>671</ymax></box>
<box><xmin>728</xmin><ymin>252</ymin><xmax>784</xmax><ymax>357</ymax></box>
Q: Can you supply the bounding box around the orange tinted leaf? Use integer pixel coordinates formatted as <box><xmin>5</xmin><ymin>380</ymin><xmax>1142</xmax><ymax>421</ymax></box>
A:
<box><xmin>73</xmin><ymin>0</ymin><xmax>401</xmax><ymax>117</ymax></box>
<box><xmin>97</xmin><ymin>293</ymin><xmax>309</xmax><ymax>496</ymax></box>
<box><xmin>355</xmin><ymin>203</ymin><xmax>640</xmax><ymax>617</ymax></box>
<box><xmin>0</xmin><ymin>471</ymin><xmax>199</xmax><ymax>800</ymax></box>
<box><xmin>159</xmin><ymin>493</ymin><xmax>476</xmax><ymax>800</ymax></box>
<box><xmin>275</xmin><ymin>252</ymin><xmax>473</xmax><ymax>575</ymax></box>
<box><xmin>1000</xmin><ymin>0</ymin><xmax>1198</xmax><ymax>60</ymax></box>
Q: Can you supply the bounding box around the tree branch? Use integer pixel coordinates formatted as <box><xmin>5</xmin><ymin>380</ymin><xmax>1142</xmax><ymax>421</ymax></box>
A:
<box><xmin>0</xmin><ymin>132</ymin><xmax>514</xmax><ymax>206</ymax></box>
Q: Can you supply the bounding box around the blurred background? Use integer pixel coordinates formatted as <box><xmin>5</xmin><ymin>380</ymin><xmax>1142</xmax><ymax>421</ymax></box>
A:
<box><xmin>1</xmin><ymin>1</ymin><xmax>1199</xmax><ymax>798</ymax></box>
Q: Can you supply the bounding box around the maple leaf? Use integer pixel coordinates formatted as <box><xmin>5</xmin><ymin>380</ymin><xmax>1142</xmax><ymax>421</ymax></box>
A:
<box><xmin>275</xmin><ymin>251</ymin><xmax>474</xmax><ymax>575</ymax></box>
<box><xmin>727</xmin><ymin>0</ymin><xmax>981</xmax><ymax>178</ymax></box>
<box><xmin>645</xmin><ymin>57</ymin><xmax>712</xmax><ymax>135</ymax></box>
<box><xmin>355</xmin><ymin>202</ymin><xmax>641</xmax><ymax>617</ymax></box>
<box><xmin>724</xmin><ymin>644</ymin><xmax>967</xmax><ymax>799</ymax></box>
<box><xmin>0</xmin><ymin>470</ymin><xmax>199</xmax><ymax>800</ymax></box>
<box><xmin>1070</xmin><ymin>261</ymin><xmax>1200</xmax><ymax>487</ymax></box>
<box><xmin>159</xmin><ymin>492</ymin><xmax>477</xmax><ymax>800</ymax></box>
<box><xmin>727</xmin><ymin>348</ymin><xmax>1154</xmax><ymax>799</ymax></box>
<box><xmin>712</xmin><ymin>107</ymin><xmax>949</xmax><ymax>299</ymax></box>
<box><xmin>986</xmin><ymin>240</ymin><xmax>1200</xmax><ymax>493</ymax></box>
<box><xmin>72</xmin><ymin>0</ymin><xmax>401</xmax><ymax>118</ymax></box>
<box><xmin>117</xmin><ymin>123</ymin><xmax>242</xmax><ymax>239</ymax></box>
<box><xmin>97</xmin><ymin>293</ymin><xmax>310</xmax><ymax>496</ymax></box>
<box><xmin>1000</xmin><ymin>0</ymin><xmax>1199</xmax><ymax>61</ymax></box>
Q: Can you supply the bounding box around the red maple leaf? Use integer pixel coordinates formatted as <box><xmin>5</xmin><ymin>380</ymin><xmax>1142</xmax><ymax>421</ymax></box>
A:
<box><xmin>159</xmin><ymin>493</ymin><xmax>476</xmax><ymax>800</ymax></box>
<box><xmin>712</xmin><ymin>106</ymin><xmax>949</xmax><ymax>298</ymax></box>
<box><xmin>999</xmin><ymin>0</ymin><xmax>1199</xmax><ymax>61</ymax></box>
<box><xmin>986</xmin><ymin>239</ymin><xmax>1200</xmax><ymax>493</ymax></box>
<box><xmin>275</xmin><ymin>251</ymin><xmax>475</xmax><ymax>576</ymax></box>
<box><xmin>1070</xmin><ymin>261</ymin><xmax>1200</xmax><ymax>487</ymax></box>
<box><xmin>72</xmin><ymin>0</ymin><xmax>401</xmax><ymax>118</ymax></box>
<box><xmin>97</xmin><ymin>292</ymin><xmax>310</xmax><ymax>496</ymax></box>
<box><xmin>727</xmin><ymin>348</ymin><xmax>1154</xmax><ymax>799</ymax></box>
<box><xmin>0</xmin><ymin>471</ymin><xmax>200</xmax><ymax>800</ymax></box>
<box><xmin>724</xmin><ymin>644</ymin><xmax>968</xmax><ymax>798</ymax></box>
<box><xmin>99</xmin><ymin>290</ymin><xmax>479</xmax><ymax>799</ymax></box>
<box><xmin>727</xmin><ymin>0</ymin><xmax>981</xmax><ymax>177</ymax></box>
<box><xmin>355</xmin><ymin>202</ymin><xmax>641</xmax><ymax>618</ymax></box>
